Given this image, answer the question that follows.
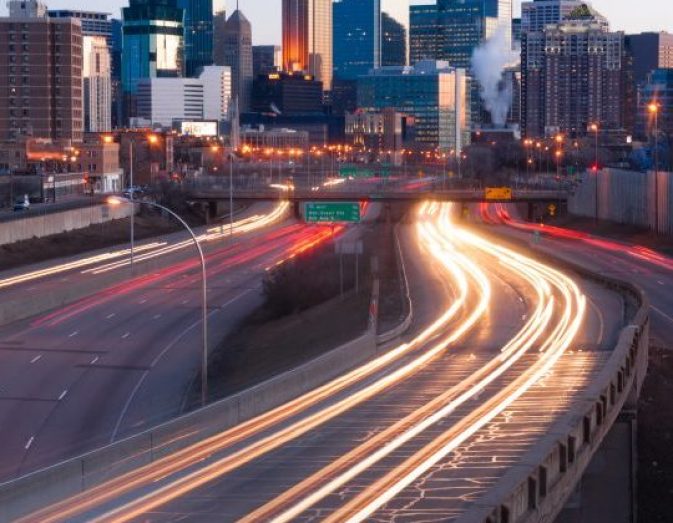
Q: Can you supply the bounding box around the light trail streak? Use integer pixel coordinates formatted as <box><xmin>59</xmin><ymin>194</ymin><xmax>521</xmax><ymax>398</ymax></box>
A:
<box><xmin>321</xmin><ymin>204</ymin><xmax>585</xmax><ymax>523</ymax></box>
<box><xmin>21</xmin><ymin>206</ymin><xmax>487</xmax><ymax>523</ymax></box>
<box><xmin>241</xmin><ymin>203</ymin><xmax>560</xmax><ymax>522</ymax></box>
<box><xmin>0</xmin><ymin>203</ymin><xmax>289</xmax><ymax>289</ymax></box>
<box><xmin>0</xmin><ymin>243</ymin><xmax>165</xmax><ymax>290</ymax></box>
<box><xmin>84</xmin><ymin>202</ymin><xmax>290</xmax><ymax>275</ymax></box>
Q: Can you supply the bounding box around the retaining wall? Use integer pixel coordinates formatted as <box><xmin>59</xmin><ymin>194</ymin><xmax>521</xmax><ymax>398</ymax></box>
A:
<box><xmin>0</xmin><ymin>204</ymin><xmax>132</xmax><ymax>246</ymax></box>
<box><xmin>569</xmin><ymin>168</ymin><xmax>673</xmax><ymax>234</ymax></box>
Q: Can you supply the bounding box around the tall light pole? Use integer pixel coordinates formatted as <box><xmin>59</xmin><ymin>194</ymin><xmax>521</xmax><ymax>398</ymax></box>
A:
<box><xmin>649</xmin><ymin>102</ymin><xmax>661</xmax><ymax>233</ymax></box>
<box><xmin>108</xmin><ymin>196</ymin><xmax>210</xmax><ymax>406</ymax></box>
<box><xmin>229</xmin><ymin>150</ymin><xmax>234</xmax><ymax>238</ymax></box>
<box><xmin>589</xmin><ymin>123</ymin><xmax>600</xmax><ymax>224</ymax></box>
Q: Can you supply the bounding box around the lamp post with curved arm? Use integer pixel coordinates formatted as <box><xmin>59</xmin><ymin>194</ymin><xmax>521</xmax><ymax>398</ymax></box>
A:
<box><xmin>108</xmin><ymin>196</ymin><xmax>209</xmax><ymax>407</ymax></box>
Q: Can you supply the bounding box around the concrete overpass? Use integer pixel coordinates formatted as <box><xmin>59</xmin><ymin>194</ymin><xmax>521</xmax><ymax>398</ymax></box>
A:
<box><xmin>185</xmin><ymin>188</ymin><xmax>569</xmax><ymax>204</ymax></box>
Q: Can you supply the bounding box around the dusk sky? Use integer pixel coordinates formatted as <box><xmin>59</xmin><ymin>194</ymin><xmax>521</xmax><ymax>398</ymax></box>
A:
<box><xmin>1</xmin><ymin>0</ymin><xmax>671</xmax><ymax>45</ymax></box>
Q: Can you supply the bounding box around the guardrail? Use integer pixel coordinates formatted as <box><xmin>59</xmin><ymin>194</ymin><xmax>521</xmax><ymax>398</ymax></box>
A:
<box><xmin>459</xmin><ymin>234</ymin><xmax>649</xmax><ymax>523</ymax></box>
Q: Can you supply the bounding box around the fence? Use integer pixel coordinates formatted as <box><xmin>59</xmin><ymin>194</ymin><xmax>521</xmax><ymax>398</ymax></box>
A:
<box><xmin>569</xmin><ymin>168</ymin><xmax>673</xmax><ymax>234</ymax></box>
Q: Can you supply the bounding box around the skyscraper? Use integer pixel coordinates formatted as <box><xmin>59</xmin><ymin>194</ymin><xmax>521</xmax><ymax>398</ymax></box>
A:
<box><xmin>213</xmin><ymin>7</ymin><xmax>227</xmax><ymax>66</ymax></box>
<box><xmin>253</xmin><ymin>45</ymin><xmax>282</xmax><ymax>76</ymax></box>
<box><xmin>381</xmin><ymin>0</ymin><xmax>408</xmax><ymax>64</ymax></box>
<box><xmin>522</xmin><ymin>4</ymin><xmax>626</xmax><ymax>137</ymax></box>
<box><xmin>333</xmin><ymin>0</ymin><xmax>380</xmax><ymax>80</ymax></box>
<box><xmin>82</xmin><ymin>36</ymin><xmax>112</xmax><ymax>132</ymax></box>
<box><xmin>410</xmin><ymin>0</ymin><xmax>512</xmax><ymax>68</ymax></box>
<box><xmin>282</xmin><ymin>0</ymin><xmax>333</xmax><ymax>92</ymax></box>
<box><xmin>0</xmin><ymin>9</ymin><xmax>83</xmax><ymax>141</ymax></box>
<box><xmin>178</xmin><ymin>0</ymin><xmax>214</xmax><ymax>77</ymax></box>
<box><xmin>382</xmin><ymin>12</ymin><xmax>407</xmax><ymax>67</ymax></box>
<box><xmin>7</xmin><ymin>0</ymin><xmax>47</xmax><ymax>18</ymax></box>
<box><xmin>625</xmin><ymin>32</ymin><xmax>673</xmax><ymax>86</ymax></box>
<box><xmin>217</xmin><ymin>10</ymin><xmax>253</xmax><ymax>112</ymax></box>
<box><xmin>121</xmin><ymin>0</ymin><xmax>184</xmax><ymax>121</ymax></box>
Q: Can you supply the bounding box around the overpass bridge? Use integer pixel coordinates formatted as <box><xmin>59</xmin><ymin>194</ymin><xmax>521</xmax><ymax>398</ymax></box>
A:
<box><xmin>185</xmin><ymin>188</ymin><xmax>569</xmax><ymax>204</ymax></box>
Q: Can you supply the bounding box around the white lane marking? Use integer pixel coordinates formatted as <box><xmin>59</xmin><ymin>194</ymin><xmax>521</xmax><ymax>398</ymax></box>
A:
<box><xmin>90</xmin><ymin>356</ymin><xmax>99</xmax><ymax>365</ymax></box>
<box><xmin>106</xmin><ymin>313</ymin><xmax>116</xmax><ymax>319</ymax></box>
<box><xmin>58</xmin><ymin>390</ymin><xmax>68</xmax><ymax>401</ymax></box>
<box><xmin>30</xmin><ymin>355</ymin><xmax>42</xmax><ymax>364</ymax></box>
<box><xmin>68</xmin><ymin>331</ymin><xmax>79</xmax><ymax>338</ymax></box>
<box><xmin>652</xmin><ymin>306</ymin><xmax>673</xmax><ymax>325</ymax></box>
<box><xmin>110</xmin><ymin>287</ymin><xmax>257</xmax><ymax>443</ymax></box>
<box><xmin>24</xmin><ymin>436</ymin><xmax>34</xmax><ymax>450</ymax></box>
<box><xmin>121</xmin><ymin>332</ymin><xmax>131</xmax><ymax>339</ymax></box>
<box><xmin>27</xmin><ymin>286</ymin><xmax>37</xmax><ymax>291</ymax></box>
<box><xmin>181</xmin><ymin>299</ymin><xmax>190</xmax><ymax>305</ymax></box>
<box><xmin>139</xmin><ymin>299</ymin><xmax>147</xmax><ymax>304</ymax></box>
<box><xmin>521</xmin><ymin>314</ymin><xmax>527</xmax><ymax>321</ymax></box>
<box><xmin>658</xmin><ymin>281</ymin><xmax>665</xmax><ymax>286</ymax></box>
<box><xmin>153</xmin><ymin>314</ymin><xmax>162</xmax><ymax>320</ymax></box>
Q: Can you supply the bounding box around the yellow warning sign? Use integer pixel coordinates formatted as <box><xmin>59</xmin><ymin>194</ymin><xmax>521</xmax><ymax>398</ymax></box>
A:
<box><xmin>485</xmin><ymin>187</ymin><xmax>513</xmax><ymax>201</ymax></box>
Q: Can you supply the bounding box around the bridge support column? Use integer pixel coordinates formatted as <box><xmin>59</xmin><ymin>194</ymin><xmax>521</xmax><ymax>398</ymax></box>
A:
<box><xmin>557</xmin><ymin>413</ymin><xmax>637</xmax><ymax>523</ymax></box>
<box><xmin>294</xmin><ymin>201</ymin><xmax>302</xmax><ymax>219</ymax></box>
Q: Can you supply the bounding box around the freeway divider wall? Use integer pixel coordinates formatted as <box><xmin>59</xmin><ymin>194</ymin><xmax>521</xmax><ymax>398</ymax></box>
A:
<box><xmin>0</xmin><ymin>279</ymin><xmax>382</xmax><ymax>522</ymax></box>
<box><xmin>460</xmin><ymin>233</ymin><xmax>649</xmax><ymax>523</ymax></box>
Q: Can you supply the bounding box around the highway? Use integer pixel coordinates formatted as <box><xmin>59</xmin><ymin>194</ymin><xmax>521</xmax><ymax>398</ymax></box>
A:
<box><xmin>0</xmin><ymin>200</ymin><xmax>352</xmax><ymax>482</ymax></box>
<box><xmin>13</xmin><ymin>202</ymin><xmax>627</xmax><ymax>522</ymax></box>
<box><xmin>483</xmin><ymin>203</ymin><xmax>673</xmax><ymax>346</ymax></box>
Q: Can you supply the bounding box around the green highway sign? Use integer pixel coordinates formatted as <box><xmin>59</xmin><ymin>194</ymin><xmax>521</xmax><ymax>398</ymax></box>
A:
<box><xmin>305</xmin><ymin>202</ymin><xmax>361</xmax><ymax>223</ymax></box>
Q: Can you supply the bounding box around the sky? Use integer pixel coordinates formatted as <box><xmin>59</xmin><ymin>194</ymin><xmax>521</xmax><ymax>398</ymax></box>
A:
<box><xmin>1</xmin><ymin>0</ymin><xmax>671</xmax><ymax>45</ymax></box>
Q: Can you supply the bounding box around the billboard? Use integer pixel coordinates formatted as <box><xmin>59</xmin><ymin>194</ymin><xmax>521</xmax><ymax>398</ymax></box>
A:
<box><xmin>179</xmin><ymin>121</ymin><xmax>218</xmax><ymax>137</ymax></box>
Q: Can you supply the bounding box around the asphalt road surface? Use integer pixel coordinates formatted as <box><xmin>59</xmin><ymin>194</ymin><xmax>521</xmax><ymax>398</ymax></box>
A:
<box><xmin>16</xmin><ymin>202</ymin><xmax>627</xmax><ymax>523</ymax></box>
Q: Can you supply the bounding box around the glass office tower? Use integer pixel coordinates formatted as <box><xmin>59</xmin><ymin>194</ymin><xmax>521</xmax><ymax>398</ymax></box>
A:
<box><xmin>178</xmin><ymin>0</ymin><xmax>214</xmax><ymax>77</ymax></box>
<box><xmin>333</xmin><ymin>0</ymin><xmax>380</xmax><ymax>80</ymax></box>
<box><xmin>122</xmin><ymin>0</ymin><xmax>185</xmax><ymax>120</ymax></box>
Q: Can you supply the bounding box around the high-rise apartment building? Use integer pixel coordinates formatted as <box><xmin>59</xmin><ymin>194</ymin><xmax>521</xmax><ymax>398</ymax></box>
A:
<box><xmin>0</xmin><ymin>9</ymin><xmax>83</xmax><ymax>141</ymax></box>
<box><xmin>522</xmin><ymin>5</ymin><xmax>626</xmax><ymax>137</ymax></box>
<box><xmin>382</xmin><ymin>12</ymin><xmax>407</xmax><ymax>67</ymax></box>
<box><xmin>82</xmin><ymin>36</ymin><xmax>112</xmax><ymax>132</ymax></box>
<box><xmin>520</xmin><ymin>0</ymin><xmax>587</xmax><ymax>33</ymax></box>
<box><xmin>121</xmin><ymin>0</ymin><xmax>184</xmax><ymax>121</ymax></box>
<box><xmin>358</xmin><ymin>61</ymin><xmax>470</xmax><ymax>151</ymax></box>
<box><xmin>253</xmin><ymin>45</ymin><xmax>282</xmax><ymax>76</ymax></box>
<box><xmin>282</xmin><ymin>0</ymin><xmax>333</xmax><ymax>91</ymax></box>
<box><xmin>333</xmin><ymin>0</ymin><xmax>380</xmax><ymax>80</ymax></box>
<box><xmin>216</xmin><ymin>10</ymin><xmax>253</xmax><ymax>112</ymax></box>
<box><xmin>178</xmin><ymin>0</ymin><xmax>214</xmax><ymax>77</ymax></box>
<box><xmin>637</xmin><ymin>68</ymin><xmax>673</xmax><ymax>143</ymax></box>
<box><xmin>49</xmin><ymin>10</ymin><xmax>114</xmax><ymax>133</ymax></box>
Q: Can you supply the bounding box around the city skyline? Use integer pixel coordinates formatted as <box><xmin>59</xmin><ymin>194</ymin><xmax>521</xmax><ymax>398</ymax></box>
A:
<box><xmin>1</xmin><ymin>0</ymin><xmax>670</xmax><ymax>44</ymax></box>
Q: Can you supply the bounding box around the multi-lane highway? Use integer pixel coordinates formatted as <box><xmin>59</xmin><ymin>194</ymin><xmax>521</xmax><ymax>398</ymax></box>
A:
<box><xmin>10</xmin><ymin>202</ymin><xmax>629</xmax><ymax>522</ymax></box>
<box><xmin>482</xmin><ymin>203</ymin><xmax>673</xmax><ymax>346</ymax></box>
<box><xmin>0</xmin><ymin>200</ymin><xmax>355</xmax><ymax>482</ymax></box>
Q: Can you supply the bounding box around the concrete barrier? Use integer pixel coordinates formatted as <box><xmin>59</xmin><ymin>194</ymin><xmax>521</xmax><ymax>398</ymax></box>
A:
<box><xmin>459</xmin><ymin>233</ymin><xmax>649</xmax><ymax>523</ymax></box>
<box><xmin>0</xmin><ymin>293</ymin><xmax>379</xmax><ymax>522</ymax></box>
<box><xmin>377</xmin><ymin>225</ymin><xmax>413</xmax><ymax>344</ymax></box>
<box><xmin>0</xmin><ymin>204</ymin><xmax>132</xmax><ymax>246</ymax></box>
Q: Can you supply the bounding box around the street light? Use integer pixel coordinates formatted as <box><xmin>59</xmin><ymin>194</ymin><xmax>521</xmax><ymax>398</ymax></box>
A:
<box><xmin>649</xmin><ymin>102</ymin><xmax>661</xmax><ymax>233</ymax></box>
<box><xmin>108</xmin><ymin>196</ymin><xmax>210</xmax><ymax>406</ymax></box>
<box><xmin>589</xmin><ymin>123</ymin><xmax>599</xmax><ymax>171</ymax></box>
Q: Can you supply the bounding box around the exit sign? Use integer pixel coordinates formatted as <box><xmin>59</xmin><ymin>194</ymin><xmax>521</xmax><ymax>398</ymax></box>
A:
<box><xmin>305</xmin><ymin>202</ymin><xmax>360</xmax><ymax>223</ymax></box>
